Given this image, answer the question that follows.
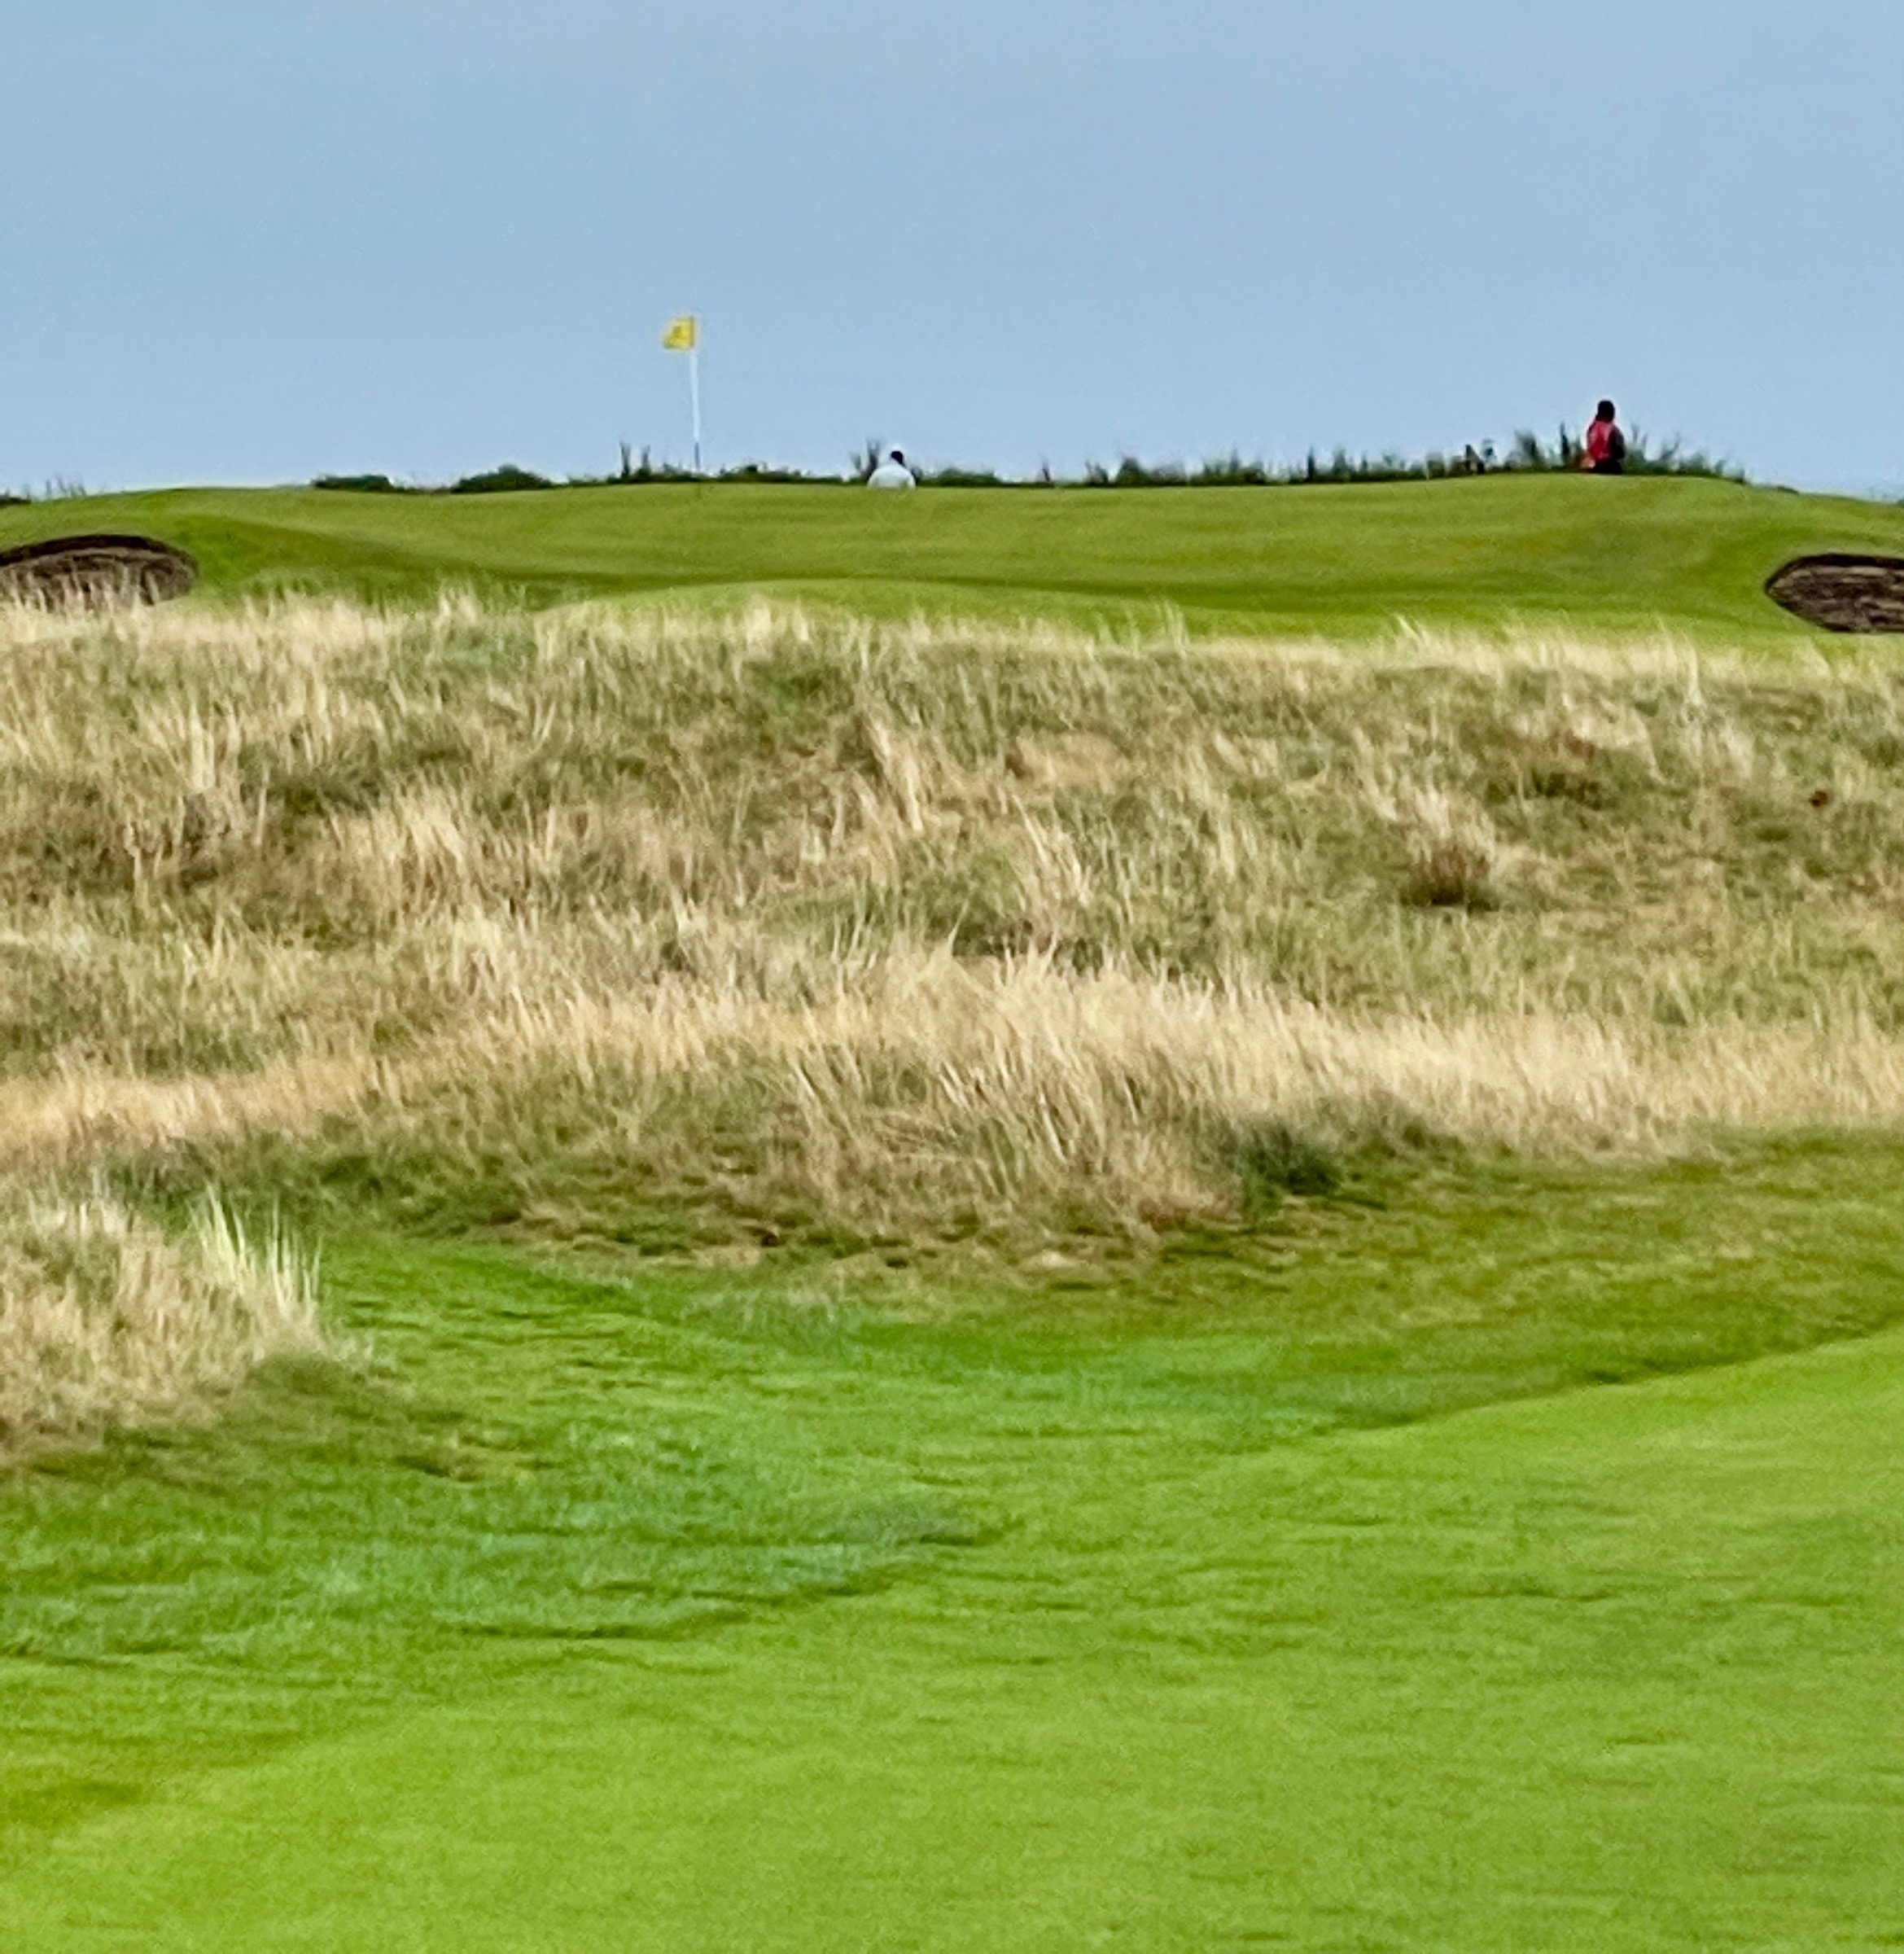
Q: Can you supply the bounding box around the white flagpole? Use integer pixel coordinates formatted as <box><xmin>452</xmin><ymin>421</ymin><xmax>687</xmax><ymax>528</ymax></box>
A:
<box><xmin>688</xmin><ymin>344</ymin><xmax>703</xmax><ymax>476</ymax></box>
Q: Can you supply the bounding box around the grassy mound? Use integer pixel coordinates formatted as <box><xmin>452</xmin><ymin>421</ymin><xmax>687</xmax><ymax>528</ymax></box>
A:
<box><xmin>3</xmin><ymin>474</ymin><xmax>1904</xmax><ymax>634</ymax></box>
<box><xmin>5</xmin><ymin>596</ymin><xmax>1904</xmax><ymax>1268</ymax></box>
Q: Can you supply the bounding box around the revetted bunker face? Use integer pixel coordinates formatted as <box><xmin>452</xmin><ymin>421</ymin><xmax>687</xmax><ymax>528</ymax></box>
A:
<box><xmin>0</xmin><ymin>534</ymin><xmax>198</xmax><ymax>609</ymax></box>
<box><xmin>1766</xmin><ymin>554</ymin><xmax>1904</xmax><ymax>634</ymax></box>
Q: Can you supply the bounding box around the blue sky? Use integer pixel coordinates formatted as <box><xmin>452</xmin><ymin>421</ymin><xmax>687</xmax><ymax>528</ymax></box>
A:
<box><xmin>6</xmin><ymin>1</ymin><xmax>1902</xmax><ymax>492</ymax></box>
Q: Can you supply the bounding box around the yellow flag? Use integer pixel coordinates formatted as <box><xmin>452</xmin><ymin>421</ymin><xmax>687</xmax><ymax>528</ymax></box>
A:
<box><xmin>661</xmin><ymin>314</ymin><xmax>698</xmax><ymax>352</ymax></box>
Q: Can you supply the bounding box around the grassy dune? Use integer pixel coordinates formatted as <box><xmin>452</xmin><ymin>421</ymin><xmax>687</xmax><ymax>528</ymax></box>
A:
<box><xmin>5</xmin><ymin>596</ymin><xmax>1904</xmax><ymax>1244</ymax></box>
<box><xmin>8</xmin><ymin>592</ymin><xmax>1904</xmax><ymax>1437</ymax></box>
<box><xmin>5</xmin><ymin>473</ymin><xmax>1904</xmax><ymax>633</ymax></box>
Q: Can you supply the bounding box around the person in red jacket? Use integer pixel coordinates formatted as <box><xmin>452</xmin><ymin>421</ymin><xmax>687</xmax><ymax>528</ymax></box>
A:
<box><xmin>1582</xmin><ymin>400</ymin><xmax>1627</xmax><ymax>474</ymax></box>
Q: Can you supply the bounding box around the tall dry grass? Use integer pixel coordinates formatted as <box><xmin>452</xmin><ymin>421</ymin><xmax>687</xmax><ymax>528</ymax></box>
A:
<box><xmin>2</xmin><ymin>593</ymin><xmax>1903</xmax><ymax>1275</ymax></box>
<box><xmin>0</xmin><ymin>1193</ymin><xmax>323</xmax><ymax>1448</ymax></box>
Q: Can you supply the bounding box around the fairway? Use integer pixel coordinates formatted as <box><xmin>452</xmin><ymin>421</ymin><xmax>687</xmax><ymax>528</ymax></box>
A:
<box><xmin>6</xmin><ymin>1171</ymin><xmax>1904</xmax><ymax>1949</ymax></box>
<box><xmin>5</xmin><ymin>474</ymin><xmax>1904</xmax><ymax>636</ymax></box>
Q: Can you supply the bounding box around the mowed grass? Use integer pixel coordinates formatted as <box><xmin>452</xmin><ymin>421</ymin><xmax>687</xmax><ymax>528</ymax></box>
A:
<box><xmin>6</xmin><ymin>472</ymin><xmax>1904</xmax><ymax>634</ymax></box>
<box><xmin>5</xmin><ymin>1140</ymin><xmax>1904</xmax><ymax>1948</ymax></box>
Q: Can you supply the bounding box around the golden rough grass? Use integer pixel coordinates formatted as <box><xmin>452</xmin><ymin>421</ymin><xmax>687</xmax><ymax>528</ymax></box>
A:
<box><xmin>1</xmin><ymin>594</ymin><xmax>1903</xmax><ymax>1266</ymax></box>
<box><xmin>0</xmin><ymin>1193</ymin><xmax>323</xmax><ymax>1448</ymax></box>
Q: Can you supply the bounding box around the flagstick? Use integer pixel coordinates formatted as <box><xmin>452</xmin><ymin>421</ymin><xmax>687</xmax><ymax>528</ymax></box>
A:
<box><xmin>688</xmin><ymin>346</ymin><xmax>703</xmax><ymax>477</ymax></box>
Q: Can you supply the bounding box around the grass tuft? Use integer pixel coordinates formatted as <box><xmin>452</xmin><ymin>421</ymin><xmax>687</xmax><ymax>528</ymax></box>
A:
<box><xmin>1228</xmin><ymin>1120</ymin><xmax>1342</xmax><ymax>1213</ymax></box>
<box><xmin>1394</xmin><ymin>786</ymin><xmax>1503</xmax><ymax>909</ymax></box>
<box><xmin>0</xmin><ymin>1193</ymin><xmax>326</xmax><ymax>1451</ymax></box>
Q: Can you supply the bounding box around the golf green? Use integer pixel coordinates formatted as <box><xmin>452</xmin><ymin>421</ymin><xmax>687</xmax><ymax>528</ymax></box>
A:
<box><xmin>6</xmin><ymin>473</ymin><xmax>1904</xmax><ymax>637</ymax></box>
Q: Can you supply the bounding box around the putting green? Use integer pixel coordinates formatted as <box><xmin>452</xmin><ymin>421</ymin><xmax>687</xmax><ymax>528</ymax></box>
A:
<box><xmin>5</xmin><ymin>474</ymin><xmax>1904</xmax><ymax>637</ymax></box>
<box><xmin>6</xmin><ymin>1308</ymin><xmax>1902</xmax><ymax>1950</ymax></box>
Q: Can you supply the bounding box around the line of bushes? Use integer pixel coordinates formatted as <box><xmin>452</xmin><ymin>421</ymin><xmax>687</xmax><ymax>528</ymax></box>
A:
<box><xmin>1078</xmin><ymin>428</ymin><xmax>1738</xmax><ymax>486</ymax></box>
<box><xmin>311</xmin><ymin>426</ymin><xmax>1742</xmax><ymax>497</ymax></box>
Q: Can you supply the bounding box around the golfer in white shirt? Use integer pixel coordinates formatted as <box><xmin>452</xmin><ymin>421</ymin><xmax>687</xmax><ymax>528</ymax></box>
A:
<box><xmin>867</xmin><ymin>449</ymin><xmax>917</xmax><ymax>489</ymax></box>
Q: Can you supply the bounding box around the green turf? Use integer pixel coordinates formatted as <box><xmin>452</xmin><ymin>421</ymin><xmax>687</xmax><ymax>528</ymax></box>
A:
<box><xmin>7</xmin><ymin>474</ymin><xmax>1904</xmax><ymax>636</ymax></box>
<box><xmin>6</xmin><ymin>1141</ymin><xmax>1904</xmax><ymax>1947</ymax></box>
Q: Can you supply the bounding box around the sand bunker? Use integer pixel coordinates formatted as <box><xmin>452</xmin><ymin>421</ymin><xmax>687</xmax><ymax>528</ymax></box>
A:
<box><xmin>1766</xmin><ymin>554</ymin><xmax>1904</xmax><ymax>634</ymax></box>
<box><xmin>0</xmin><ymin>534</ymin><xmax>197</xmax><ymax>608</ymax></box>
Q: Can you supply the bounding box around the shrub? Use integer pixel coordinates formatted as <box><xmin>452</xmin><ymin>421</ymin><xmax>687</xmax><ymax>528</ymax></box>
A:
<box><xmin>312</xmin><ymin>474</ymin><xmax>413</xmax><ymax>494</ymax></box>
<box><xmin>449</xmin><ymin>465</ymin><xmax>553</xmax><ymax>495</ymax></box>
